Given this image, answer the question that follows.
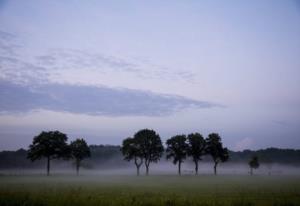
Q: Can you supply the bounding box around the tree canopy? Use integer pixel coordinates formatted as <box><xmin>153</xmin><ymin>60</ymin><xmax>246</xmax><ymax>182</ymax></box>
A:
<box><xmin>134</xmin><ymin>129</ymin><xmax>164</xmax><ymax>175</ymax></box>
<box><xmin>70</xmin><ymin>138</ymin><xmax>91</xmax><ymax>175</ymax></box>
<box><xmin>27</xmin><ymin>131</ymin><xmax>69</xmax><ymax>176</ymax></box>
<box><xmin>249</xmin><ymin>155</ymin><xmax>260</xmax><ymax>175</ymax></box>
<box><xmin>187</xmin><ymin>133</ymin><xmax>206</xmax><ymax>175</ymax></box>
<box><xmin>121</xmin><ymin>137</ymin><xmax>143</xmax><ymax>176</ymax></box>
<box><xmin>166</xmin><ymin>135</ymin><xmax>189</xmax><ymax>175</ymax></box>
<box><xmin>205</xmin><ymin>133</ymin><xmax>229</xmax><ymax>175</ymax></box>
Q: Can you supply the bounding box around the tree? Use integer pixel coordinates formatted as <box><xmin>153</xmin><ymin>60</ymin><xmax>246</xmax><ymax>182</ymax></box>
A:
<box><xmin>27</xmin><ymin>131</ymin><xmax>69</xmax><ymax>176</ymax></box>
<box><xmin>121</xmin><ymin>137</ymin><xmax>143</xmax><ymax>176</ymax></box>
<box><xmin>70</xmin><ymin>138</ymin><xmax>91</xmax><ymax>175</ymax></box>
<box><xmin>205</xmin><ymin>133</ymin><xmax>229</xmax><ymax>175</ymax></box>
<box><xmin>187</xmin><ymin>133</ymin><xmax>206</xmax><ymax>175</ymax></box>
<box><xmin>166</xmin><ymin>135</ymin><xmax>189</xmax><ymax>175</ymax></box>
<box><xmin>249</xmin><ymin>155</ymin><xmax>260</xmax><ymax>175</ymax></box>
<box><xmin>134</xmin><ymin>129</ymin><xmax>164</xmax><ymax>175</ymax></box>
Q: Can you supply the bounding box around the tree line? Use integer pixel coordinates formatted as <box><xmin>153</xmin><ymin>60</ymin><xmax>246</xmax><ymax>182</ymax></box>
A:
<box><xmin>21</xmin><ymin>129</ymin><xmax>284</xmax><ymax>176</ymax></box>
<box><xmin>27</xmin><ymin>131</ymin><xmax>91</xmax><ymax>176</ymax></box>
<box><xmin>121</xmin><ymin>129</ymin><xmax>229</xmax><ymax>176</ymax></box>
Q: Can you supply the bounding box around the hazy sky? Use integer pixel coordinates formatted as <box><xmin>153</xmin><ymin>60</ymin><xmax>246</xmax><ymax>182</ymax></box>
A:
<box><xmin>0</xmin><ymin>0</ymin><xmax>300</xmax><ymax>151</ymax></box>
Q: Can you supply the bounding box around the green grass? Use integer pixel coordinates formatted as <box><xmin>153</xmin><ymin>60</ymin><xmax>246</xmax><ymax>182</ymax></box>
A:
<box><xmin>0</xmin><ymin>174</ymin><xmax>300</xmax><ymax>206</ymax></box>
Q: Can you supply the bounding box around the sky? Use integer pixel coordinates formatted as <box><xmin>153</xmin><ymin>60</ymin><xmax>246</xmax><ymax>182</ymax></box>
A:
<box><xmin>0</xmin><ymin>0</ymin><xmax>300</xmax><ymax>151</ymax></box>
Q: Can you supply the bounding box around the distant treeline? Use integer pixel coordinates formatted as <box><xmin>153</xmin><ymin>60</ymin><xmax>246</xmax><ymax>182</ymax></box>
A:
<box><xmin>229</xmin><ymin>148</ymin><xmax>300</xmax><ymax>165</ymax></box>
<box><xmin>0</xmin><ymin>146</ymin><xmax>300</xmax><ymax>169</ymax></box>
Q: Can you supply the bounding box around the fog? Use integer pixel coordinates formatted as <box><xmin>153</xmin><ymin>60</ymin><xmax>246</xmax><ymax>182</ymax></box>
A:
<box><xmin>1</xmin><ymin>160</ymin><xmax>300</xmax><ymax>176</ymax></box>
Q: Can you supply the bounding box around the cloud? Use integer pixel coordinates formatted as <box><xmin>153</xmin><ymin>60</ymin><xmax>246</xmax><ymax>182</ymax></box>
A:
<box><xmin>0</xmin><ymin>30</ymin><xmax>20</xmax><ymax>56</ymax></box>
<box><xmin>36</xmin><ymin>49</ymin><xmax>138</xmax><ymax>73</ymax></box>
<box><xmin>0</xmin><ymin>30</ymin><xmax>15</xmax><ymax>41</ymax></box>
<box><xmin>0</xmin><ymin>56</ymin><xmax>48</xmax><ymax>84</ymax></box>
<box><xmin>0</xmin><ymin>80</ymin><xmax>218</xmax><ymax>116</ymax></box>
<box><xmin>35</xmin><ymin>49</ymin><xmax>196</xmax><ymax>82</ymax></box>
<box><xmin>0</xmin><ymin>31</ymin><xmax>197</xmax><ymax>85</ymax></box>
<box><xmin>234</xmin><ymin>137</ymin><xmax>253</xmax><ymax>151</ymax></box>
<box><xmin>0</xmin><ymin>31</ymin><xmax>207</xmax><ymax>117</ymax></box>
<box><xmin>0</xmin><ymin>31</ymin><xmax>47</xmax><ymax>85</ymax></box>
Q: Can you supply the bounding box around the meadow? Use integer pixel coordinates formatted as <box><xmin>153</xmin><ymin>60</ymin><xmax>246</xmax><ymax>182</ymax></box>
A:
<box><xmin>0</xmin><ymin>174</ymin><xmax>300</xmax><ymax>206</ymax></box>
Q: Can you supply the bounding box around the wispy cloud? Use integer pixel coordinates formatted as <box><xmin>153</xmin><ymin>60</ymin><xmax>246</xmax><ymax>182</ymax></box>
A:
<box><xmin>0</xmin><ymin>30</ymin><xmax>197</xmax><ymax>85</ymax></box>
<box><xmin>0</xmin><ymin>80</ymin><xmax>218</xmax><ymax>116</ymax></box>
<box><xmin>0</xmin><ymin>30</ymin><xmax>198</xmax><ymax>87</ymax></box>
<box><xmin>0</xmin><ymin>56</ymin><xmax>48</xmax><ymax>84</ymax></box>
<box><xmin>0</xmin><ymin>30</ymin><xmax>15</xmax><ymax>41</ymax></box>
<box><xmin>0</xmin><ymin>30</ymin><xmax>21</xmax><ymax>57</ymax></box>
<box><xmin>35</xmin><ymin>49</ymin><xmax>140</xmax><ymax>73</ymax></box>
<box><xmin>35</xmin><ymin>48</ymin><xmax>196</xmax><ymax>82</ymax></box>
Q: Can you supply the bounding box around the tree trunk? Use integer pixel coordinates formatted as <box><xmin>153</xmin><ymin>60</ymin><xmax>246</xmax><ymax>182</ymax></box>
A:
<box><xmin>250</xmin><ymin>167</ymin><xmax>253</xmax><ymax>176</ymax></box>
<box><xmin>47</xmin><ymin>156</ymin><xmax>50</xmax><ymax>176</ymax></box>
<box><xmin>76</xmin><ymin>160</ymin><xmax>80</xmax><ymax>176</ymax></box>
<box><xmin>214</xmin><ymin>162</ymin><xmax>217</xmax><ymax>175</ymax></box>
<box><xmin>146</xmin><ymin>164</ymin><xmax>149</xmax><ymax>176</ymax></box>
<box><xmin>135</xmin><ymin>157</ymin><xmax>143</xmax><ymax>176</ymax></box>
<box><xmin>135</xmin><ymin>160</ymin><xmax>141</xmax><ymax>176</ymax></box>
<box><xmin>178</xmin><ymin>161</ymin><xmax>181</xmax><ymax>176</ymax></box>
<box><xmin>136</xmin><ymin>165</ymin><xmax>140</xmax><ymax>176</ymax></box>
<box><xmin>195</xmin><ymin>160</ymin><xmax>198</xmax><ymax>175</ymax></box>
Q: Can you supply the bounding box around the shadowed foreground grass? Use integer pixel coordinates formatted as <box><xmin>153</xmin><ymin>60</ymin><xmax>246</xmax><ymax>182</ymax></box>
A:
<box><xmin>0</xmin><ymin>175</ymin><xmax>300</xmax><ymax>206</ymax></box>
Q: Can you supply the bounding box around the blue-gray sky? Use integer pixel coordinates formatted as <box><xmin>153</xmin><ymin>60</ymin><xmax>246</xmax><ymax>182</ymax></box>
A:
<box><xmin>0</xmin><ymin>0</ymin><xmax>300</xmax><ymax>151</ymax></box>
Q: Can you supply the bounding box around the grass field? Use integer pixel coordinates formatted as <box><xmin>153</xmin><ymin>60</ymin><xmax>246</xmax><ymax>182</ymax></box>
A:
<box><xmin>0</xmin><ymin>174</ymin><xmax>300</xmax><ymax>206</ymax></box>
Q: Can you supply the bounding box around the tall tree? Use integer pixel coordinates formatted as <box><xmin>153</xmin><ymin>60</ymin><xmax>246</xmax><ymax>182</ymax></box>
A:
<box><xmin>134</xmin><ymin>129</ymin><xmax>164</xmax><ymax>175</ymax></box>
<box><xmin>121</xmin><ymin>137</ymin><xmax>143</xmax><ymax>176</ymax></box>
<box><xmin>248</xmin><ymin>155</ymin><xmax>260</xmax><ymax>175</ymax></box>
<box><xmin>205</xmin><ymin>133</ymin><xmax>229</xmax><ymax>175</ymax></box>
<box><xmin>27</xmin><ymin>131</ymin><xmax>69</xmax><ymax>176</ymax></box>
<box><xmin>70</xmin><ymin>138</ymin><xmax>91</xmax><ymax>175</ymax></box>
<box><xmin>187</xmin><ymin>133</ymin><xmax>206</xmax><ymax>175</ymax></box>
<box><xmin>166</xmin><ymin>135</ymin><xmax>188</xmax><ymax>175</ymax></box>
